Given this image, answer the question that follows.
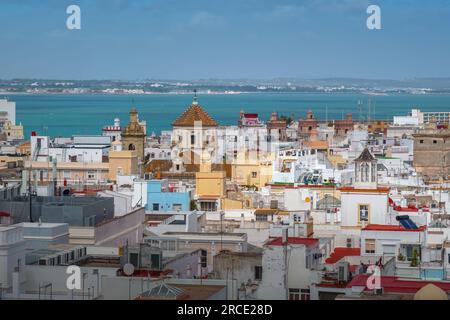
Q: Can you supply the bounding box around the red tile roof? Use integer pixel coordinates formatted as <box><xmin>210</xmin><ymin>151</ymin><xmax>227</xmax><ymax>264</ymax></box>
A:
<box><xmin>347</xmin><ymin>274</ymin><xmax>450</xmax><ymax>294</ymax></box>
<box><xmin>172</xmin><ymin>102</ymin><xmax>218</xmax><ymax>127</ymax></box>
<box><xmin>393</xmin><ymin>205</ymin><xmax>419</xmax><ymax>212</ymax></box>
<box><xmin>362</xmin><ymin>224</ymin><xmax>426</xmax><ymax>232</ymax></box>
<box><xmin>325</xmin><ymin>247</ymin><xmax>361</xmax><ymax>264</ymax></box>
<box><xmin>266</xmin><ymin>237</ymin><xmax>319</xmax><ymax>248</ymax></box>
<box><xmin>339</xmin><ymin>186</ymin><xmax>390</xmax><ymax>193</ymax></box>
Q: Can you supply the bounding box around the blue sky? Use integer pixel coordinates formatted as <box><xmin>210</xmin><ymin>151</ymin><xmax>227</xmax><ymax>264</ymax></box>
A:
<box><xmin>1</xmin><ymin>0</ymin><xmax>450</xmax><ymax>80</ymax></box>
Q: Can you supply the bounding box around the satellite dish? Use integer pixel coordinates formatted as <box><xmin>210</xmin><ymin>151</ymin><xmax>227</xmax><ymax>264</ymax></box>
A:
<box><xmin>123</xmin><ymin>263</ymin><xmax>135</xmax><ymax>276</ymax></box>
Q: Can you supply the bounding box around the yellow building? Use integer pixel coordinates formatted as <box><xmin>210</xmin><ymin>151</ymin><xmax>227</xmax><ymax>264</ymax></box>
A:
<box><xmin>196</xmin><ymin>162</ymin><xmax>226</xmax><ymax>197</ymax></box>
<box><xmin>231</xmin><ymin>150</ymin><xmax>274</xmax><ymax>190</ymax></box>
<box><xmin>3</xmin><ymin>120</ymin><xmax>24</xmax><ymax>141</ymax></box>
<box><xmin>195</xmin><ymin>153</ymin><xmax>226</xmax><ymax>211</ymax></box>
<box><xmin>221</xmin><ymin>198</ymin><xmax>244</xmax><ymax>210</ymax></box>
<box><xmin>0</xmin><ymin>156</ymin><xmax>24</xmax><ymax>169</ymax></box>
<box><xmin>108</xmin><ymin>140</ymin><xmax>138</xmax><ymax>182</ymax></box>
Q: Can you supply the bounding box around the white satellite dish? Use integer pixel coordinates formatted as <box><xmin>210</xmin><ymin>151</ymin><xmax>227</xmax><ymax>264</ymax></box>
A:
<box><xmin>123</xmin><ymin>263</ymin><xmax>135</xmax><ymax>276</ymax></box>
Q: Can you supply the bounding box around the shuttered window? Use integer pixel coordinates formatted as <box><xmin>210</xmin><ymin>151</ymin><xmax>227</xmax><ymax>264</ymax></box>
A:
<box><xmin>365</xmin><ymin>239</ymin><xmax>376</xmax><ymax>254</ymax></box>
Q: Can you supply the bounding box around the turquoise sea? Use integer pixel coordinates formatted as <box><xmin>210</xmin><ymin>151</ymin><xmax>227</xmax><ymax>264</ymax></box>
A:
<box><xmin>7</xmin><ymin>93</ymin><xmax>450</xmax><ymax>138</ymax></box>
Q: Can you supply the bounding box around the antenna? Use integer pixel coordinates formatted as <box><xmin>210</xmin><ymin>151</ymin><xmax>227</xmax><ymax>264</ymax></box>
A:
<box><xmin>358</xmin><ymin>100</ymin><xmax>364</xmax><ymax>122</ymax></box>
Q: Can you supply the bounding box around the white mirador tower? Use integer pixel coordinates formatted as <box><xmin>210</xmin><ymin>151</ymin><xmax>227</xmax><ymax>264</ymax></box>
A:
<box><xmin>354</xmin><ymin>147</ymin><xmax>378</xmax><ymax>189</ymax></box>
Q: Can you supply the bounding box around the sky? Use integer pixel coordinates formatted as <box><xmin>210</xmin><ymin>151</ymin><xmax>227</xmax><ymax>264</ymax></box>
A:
<box><xmin>1</xmin><ymin>0</ymin><xmax>450</xmax><ymax>80</ymax></box>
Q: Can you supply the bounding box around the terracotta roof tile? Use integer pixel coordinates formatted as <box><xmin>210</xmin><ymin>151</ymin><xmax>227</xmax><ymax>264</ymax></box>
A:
<box><xmin>347</xmin><ymin>274</ymin><xmax>450</xmax><ymax>294</ymax></box>
<box><xmin>266</xmin><ymin>237</ymin><xmax>319</xmax><ymax>247</ymax></box>
<box><xmin>325</xmin><ymin>247</ymin><xmax>361</xmax><ymax>264</ymax></box>
<box><xmin>362</xmin><ymin>224</ymin><xmax>426</xmax><ymax>232</ymax></box>
<box><xmin>172</xmin><ymin>102</ymin><xmax>218</xmax><ymax>127</ymax></box>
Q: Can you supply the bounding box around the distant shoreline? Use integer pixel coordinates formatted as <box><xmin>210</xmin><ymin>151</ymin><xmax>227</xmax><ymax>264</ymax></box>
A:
<box><xmin>2</xmin><ymin>91</ymin><xmax>450</xmax><ymax>96</ymax></box>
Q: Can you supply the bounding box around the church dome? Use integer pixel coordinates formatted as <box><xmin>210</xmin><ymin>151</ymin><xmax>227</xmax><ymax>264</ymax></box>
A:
<box><xmin>414</xmin><ymin>284</ymin><xmax>448</xmax><ymax>300</ymax></box>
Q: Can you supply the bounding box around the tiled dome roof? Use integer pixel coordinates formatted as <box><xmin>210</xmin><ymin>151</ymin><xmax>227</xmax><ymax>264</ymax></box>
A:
<box><xmin>172</xmin><ymin>100</ymin><xmax>218</xmax><ymax>127</ymax></box>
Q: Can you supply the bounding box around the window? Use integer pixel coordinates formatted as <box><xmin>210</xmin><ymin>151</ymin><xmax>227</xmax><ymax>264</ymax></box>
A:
<box><xmin>300</xmin><ymin>289</ymin><xmax>310</xmax><ymax>300</ymax></box>
<box><xmin>87</xmin><ymin>171</ymin><xmax>96</xmax><ymax>180</ymax></box>
<box><xmin>172</xmin><ymin>204</ymin><xmax>182</xmax><ymax>211</ymax></box>
<box><xmin>251</xmin><ymin>171</ymin><xmax>257</xmax><ymax>178</ymax></box>
<box><xmin>150</xmin><ymin>254</ymin><xmax>160</xmax><ymax>269</ymax></box>
<box><xmin>200</xmin><ymin>250</ymin><xmax>207</xmax><ymax>268</ymax></box>
<box><xmin>365</xmin><ymin>239</ymin><xmax>376</xmax><ymax>254</ymax></box>
<box><xmin>359</xmin><ymin>204</ymin><xmax>369</xmax><ymax>222</ymax></box>
<box><xmin>289</xmin><ymin>289</ymin><xmax>310</xmax><ymax>301</ymax></box>
<box><xmin>346</xmin><ymin>238</ymin><xmax>352</xmax><ymax>248</ymax></box>
<box><xmin>200</xmin><ymin>201</ymin><xmax>217</xmax><ymax>212</ymax></box>
<box><xmin>254</xmin><ymin>266</ymin><xmax>262</xmax><ymax>281</ymax></box>
<box><xmin>63</xmin><ymin>170</ymin><xmax>71</xmax><ymax>179</ymax></box>
<box><xmin>405</xmin><ymin>245</ymin><xmax>420</xmax><ymax>261</ymax></box>
<box><xmin>256</xmin><ymin>214</ymin><xmax>268</xmax><ymax>222</ymax></box>
<box><xmin>289</xmin><ymin>288</ymin><xmax>300</xmax><ymax>300</ymax></box>
<box><xmin>129</xmin><ymin>253</ymin><xmax>139</xmax><ymax>267</ymax></box>
<box><xmin>176</xmin><ymin>164</ymin><xmax>180</xmax><ymax>171</ymax></box>
<box><xmin>191</xmin><ymin>134</ymin><xmax>195</xmax><ymax>145</ymax></box>
<box><xmin>162</xmin><ymin>240</ymin><xmax>176</xmax><ymax>251</ymax></box>
<box><xmin>448</xmin><ymin>254</ymin><xmax>450</xmax><ymax>264</ymax></box>
<box><xmin>420</xmin><ymin>140</ymin><xmax>424</xmax><ymax>144</ymax></box>
<box><xmin>433</xmin><ymin>140</ymin><xmax>437</xmax><ymax>144</ymax></box>
<box><xmin>362</xmin><ymin>163</ymin><xmax>370</xmax><ymax>182</ymax></box>
<box><xmin>152</xmin><ymin>203</ymin><xmax>160</xmax><ymax>211</ymax></box>
<box><xmin>270</xmin><ymin>200</ymin><xmax>278</xmax><ymax>209</ymax></box>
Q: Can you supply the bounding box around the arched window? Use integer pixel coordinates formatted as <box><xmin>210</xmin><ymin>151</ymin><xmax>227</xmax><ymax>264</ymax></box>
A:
<box><xmin>364</xmin><ymin>163</ymin><xmax>370</xmax><ymax>182</ymax></box>
<box><xmin>360</xmin><ymin>163</ymin><xmax>370</xmax><ymax>182</ymax></box>
<box><xmin>128</xmin><ymin>144</ymin><xmax>135</xmax><ymax>151</ymax></box>
<box><xmin>372</xmin><ymin>163</ymin><xmax>376</xmax><ymax>182</ymax></box>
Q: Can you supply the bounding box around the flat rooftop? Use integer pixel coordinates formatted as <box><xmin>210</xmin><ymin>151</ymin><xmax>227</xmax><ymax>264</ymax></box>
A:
<box><xmin>7</xmin><ymin>196</ymin><xmax>111</xmax><ymax>206</ymax></box>
<box><xmin>21</xmin><ymin>222</ymin><xmax>68</xmax><ymax>228</ymax></box>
